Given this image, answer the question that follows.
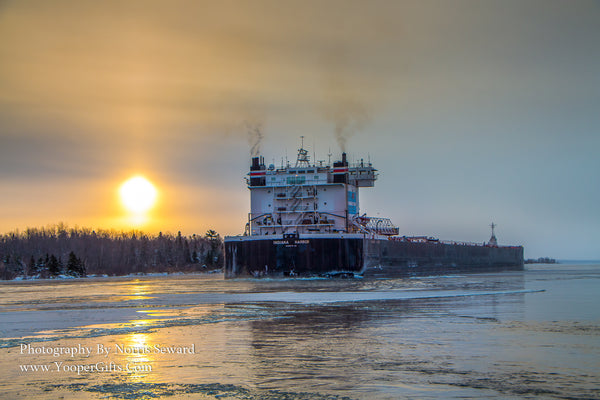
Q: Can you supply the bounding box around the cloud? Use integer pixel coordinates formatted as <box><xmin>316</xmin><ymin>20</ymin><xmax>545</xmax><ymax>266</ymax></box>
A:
<box><xmin>0</xmin><ymin>0</ymin><xmax>599</xmax><ymax>256</ymax></box>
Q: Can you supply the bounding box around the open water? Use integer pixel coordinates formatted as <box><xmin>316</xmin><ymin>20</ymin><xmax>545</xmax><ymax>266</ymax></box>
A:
<box><xmin>0</xmin><ymin>263</ymin><xmax>598</xmax><ymax>399</ymax></box>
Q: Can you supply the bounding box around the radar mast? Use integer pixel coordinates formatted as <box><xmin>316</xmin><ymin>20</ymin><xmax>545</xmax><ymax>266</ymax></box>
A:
<box><xmin>295</xmin><ymin>136</ymin><xmax>310</xmax><ymax>167</ymax></box>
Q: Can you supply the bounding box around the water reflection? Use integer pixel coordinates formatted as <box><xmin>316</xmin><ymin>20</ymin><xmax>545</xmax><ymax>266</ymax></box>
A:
<box><xmin>120</xmin><ymin>329</ymin><xmax>154</xmax><ymax>381</ymax></box>
<box><xmin>126</xmin><ymin>281</ymin><xmax>152</xmax><ymax>301</ymax></box>
<box><xmin>2</xmin><ymin>267</ymin><xmax>599</xmax><ymax>399</ymax></box>
<box><xmin>245</xmin><ymin>303</ymin><xmax>371</xmax><ymax>390</ymax></box>
<box><xmin>239</xmin><ymin>272</ymin><xmax>528</xmax><ymax>394</ymax></box>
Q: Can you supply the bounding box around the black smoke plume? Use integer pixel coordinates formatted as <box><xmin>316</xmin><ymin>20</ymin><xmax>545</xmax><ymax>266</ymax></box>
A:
<box><xmin>246</xmin><ymin>121</ymin><xmax>263</xmax><ymax>156</ymax></box>
<box><xmin>325</xmin><ymin>97</ymin><xmax>370</xmax><ymax>153</ymax></box>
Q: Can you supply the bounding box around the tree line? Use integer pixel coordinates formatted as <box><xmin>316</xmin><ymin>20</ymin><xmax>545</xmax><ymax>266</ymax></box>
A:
<box><xmin>0</xmin><ymin>224</ymin><xmax>223</xmax><ymax>280</ymax></box>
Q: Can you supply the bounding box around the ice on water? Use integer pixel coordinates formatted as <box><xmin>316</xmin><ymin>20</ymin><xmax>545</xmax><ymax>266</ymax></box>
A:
<box><xmin>1</xmin><ymin>264</ymin><xmax>598</xmax><ymax>399</ymax></box>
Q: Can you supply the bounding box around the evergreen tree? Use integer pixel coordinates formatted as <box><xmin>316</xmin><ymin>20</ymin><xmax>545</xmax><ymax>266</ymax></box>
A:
<box><xmin>66</xmin><ymin>251</ymin><xmax>86</xmax><ymax>277</ymax></box>
<box><xmin>205</xmin><ymin>229</ymin><xmax>219</xmax><ymax>240</ymax></box>
<box><xmin>183</xmin><ymin>239</ymin><xmax>192</xmax><ymax>264</ymax></box>
<box><xmin>28</xmin><ymin>255</ymin><xmax>37</xmax><ymax>275</ymax></box>
<box><xmin>0</xmin><ymin>225</ymin><xmax>224</xmax><ymax>279</ymax></box>
<box><xmin>37</xmin><ymin>256</ymin><xmax>46</xmax><ymax>276</ymax></box>
<box><xmin>48</xmin><ymin>254</ymin><xmax>61</xmax><ymax>276</ymax></box>
<box><xmin>204</xmin><ymin>229</ymin><xmax>222</xmax><ymax>267</ymax></box>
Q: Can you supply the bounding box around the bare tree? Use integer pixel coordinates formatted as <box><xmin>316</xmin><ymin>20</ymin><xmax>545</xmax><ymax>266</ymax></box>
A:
<box><xmin>0</xmin><ymin>224</ymin><xmax>223</xmax><ymax>279</ymax></box>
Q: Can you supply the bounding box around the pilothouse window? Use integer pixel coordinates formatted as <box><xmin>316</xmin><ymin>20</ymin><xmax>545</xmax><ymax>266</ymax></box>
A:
<box><xmin>286</xmin><ymin>176</ymin><xmax>306</xmax><ymax>184</ymax></box>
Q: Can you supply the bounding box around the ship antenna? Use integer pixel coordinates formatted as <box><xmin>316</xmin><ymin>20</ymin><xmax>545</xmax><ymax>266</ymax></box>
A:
<box><xmin>313</xmin><ymin>137</ymin><xmax>316</xmax><ymax>168</ymax></box>
<box><xmin>296</xmin><ymin>135</ymin><xmax>310</xmax><ymax>167</ymax></box>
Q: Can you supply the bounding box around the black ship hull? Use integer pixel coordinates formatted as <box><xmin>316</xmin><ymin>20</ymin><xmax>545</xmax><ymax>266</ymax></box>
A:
<box><xmin>224</xmin><ymin>234</ymin><xmax>524</xmax><ymax>278</ymax></box>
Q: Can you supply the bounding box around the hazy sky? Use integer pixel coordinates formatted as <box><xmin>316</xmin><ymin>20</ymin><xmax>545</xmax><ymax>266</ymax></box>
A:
<box><xmin>1</xmin><ymin>0</ymin><xmax>599</xmax><ymax>259</ymax></box>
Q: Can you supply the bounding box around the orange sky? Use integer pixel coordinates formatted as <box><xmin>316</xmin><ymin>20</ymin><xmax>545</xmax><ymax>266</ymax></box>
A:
<box><xmin>1</xmin><ymin>0</ymin><xmax>599</xmax><ymax>258</ymax></box>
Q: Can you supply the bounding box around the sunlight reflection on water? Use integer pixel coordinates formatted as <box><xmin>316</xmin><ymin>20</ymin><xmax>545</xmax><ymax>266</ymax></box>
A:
<box><xmin>0</xmin><ymin>265</ymin><xmax>598</xmax><ymax>399</ymax></box>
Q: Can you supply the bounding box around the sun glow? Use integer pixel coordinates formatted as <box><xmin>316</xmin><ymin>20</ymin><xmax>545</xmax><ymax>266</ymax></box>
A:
<box><xmin>119</xmin><ymin>176</ymin><xmax>158</xmax><ymax>214</ymax></box>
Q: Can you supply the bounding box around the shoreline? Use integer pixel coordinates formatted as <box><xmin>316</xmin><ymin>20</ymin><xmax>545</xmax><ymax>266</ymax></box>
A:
<box><xmin>2</xmin><ymin>270</ymin><xmax>224</xmax><ymax>283</ymax></box>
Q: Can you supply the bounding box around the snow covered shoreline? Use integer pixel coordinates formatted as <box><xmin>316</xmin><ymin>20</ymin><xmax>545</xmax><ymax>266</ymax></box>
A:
<box><xmin>6</xmin><ymin>269</ymin><xmax>223</xmax><ymax>282</ymax></box>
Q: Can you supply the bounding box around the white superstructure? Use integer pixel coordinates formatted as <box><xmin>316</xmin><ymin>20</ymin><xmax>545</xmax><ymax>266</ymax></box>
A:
<box><xmin>245</xmin><ymin>143</ymin><xmax>398</xmax><ymax>237</ymax></box>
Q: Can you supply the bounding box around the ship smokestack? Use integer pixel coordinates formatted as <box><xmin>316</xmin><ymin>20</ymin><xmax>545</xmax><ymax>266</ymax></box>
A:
<box><xmin>333</xmin><ymin>153</ymin><xmax>349</xmax><ymax>184</ymax></box>
<box><xmin>249</xmin><ymin>156</ymin><xmax>266</xmax><ymax>187</ymax></box>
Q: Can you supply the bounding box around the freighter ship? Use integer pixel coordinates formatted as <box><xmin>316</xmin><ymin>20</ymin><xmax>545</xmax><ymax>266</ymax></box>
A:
<box><xmin>224</xmin><ymin>142</ymin><xmax>523</xmax><ymax>278</ymax></box>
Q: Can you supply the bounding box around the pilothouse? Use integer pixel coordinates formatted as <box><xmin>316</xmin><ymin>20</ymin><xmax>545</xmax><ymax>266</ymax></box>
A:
<box><xmin>246</xmin><ymin>143</ymin><xmax>397</xmax><ymax>237</ymax></box>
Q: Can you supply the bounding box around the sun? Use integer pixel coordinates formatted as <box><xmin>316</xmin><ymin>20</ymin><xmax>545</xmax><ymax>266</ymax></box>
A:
<box><xmin>119</xmin><ymin>176</ymin><xmax>158</xmax><ymax>214</ymax></box>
